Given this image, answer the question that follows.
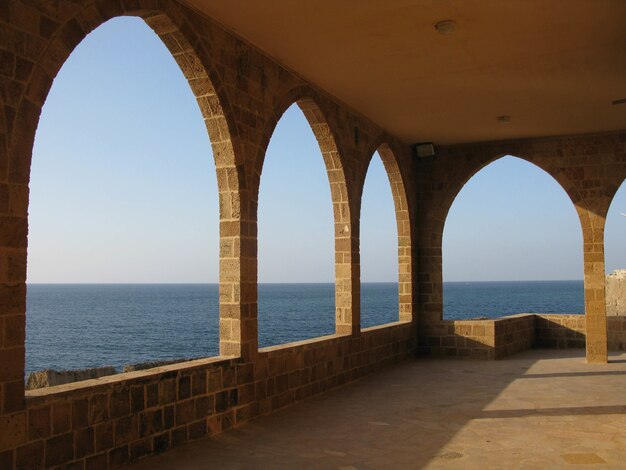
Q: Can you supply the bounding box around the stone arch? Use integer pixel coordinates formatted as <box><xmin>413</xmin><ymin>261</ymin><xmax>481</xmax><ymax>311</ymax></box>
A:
<box><xmin>428</xmin><ymin>153</ymin><xmax>585</xmax><ymax>323</ymax></box>
<box><xmin>443</xmin><ymin>153</ymin><xmax>583</xmax><ymax>273</ymax></box>
<box><xmin>360</xmin><ymin>140</ymin><xmax>414</xmax><ymax>323</ymax></box>
<box><xmin>6</xmin><ymin>2</ymin><xmax>247</xmax><ymax>370</ymax></box>
<box><xmin>10</xmin><ymin>3</ymin><xmax>240</xmax><ymax>186</ymax></box>
<box><xmin>440</xmin><ymin>153</ymin><xmax>583</xmax><ymax>236</ymax></box>
<box><xmin>256</xmin><ymin>88</ymin><xmax>357</xmax><ymax>334</ymax></box>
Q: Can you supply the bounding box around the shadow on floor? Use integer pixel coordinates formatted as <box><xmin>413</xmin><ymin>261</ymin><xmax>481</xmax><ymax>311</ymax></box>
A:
<box><xmin>127</xmin><ymin>349</ymin><xmax>626</xmax><ymax>469</ymax></box>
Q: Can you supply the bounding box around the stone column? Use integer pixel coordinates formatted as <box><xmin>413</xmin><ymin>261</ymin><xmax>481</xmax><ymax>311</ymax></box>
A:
<box><xmin>218</xmin><ymin>187</ymin><xmax>258</xmax><ymax>362</ymax></box>
<box><xmin>335</xmin><ymin>220</ymin><xmax>360</xmax><ymax>336</ymax></box>
<box><xmin>582</xmin><ymin>211</ymin><xmax>608</xmax><ymax>363</ymax></box>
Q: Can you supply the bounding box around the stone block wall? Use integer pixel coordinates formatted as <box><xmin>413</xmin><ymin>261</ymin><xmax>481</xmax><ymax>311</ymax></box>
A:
<box><xmin>606</xmin><ymin>270</ymin><xmax>626</xmax><ymax>316</ymax></box>
<box><xmin>535</xmin><ymin>314</ymin><xmax>626</xmax><ymax>351</ymax></box>
<box><xmin>0</xmin><ymin>323</ymin><xmax>414</xmax><ymax>469</ymax></box>
<box><xmin>418</xmin><ymin>314</ymin><xmax>534</xmax><ymax>360</ymax></box>
<box><xmin>494</xmin><ymin>315</ymin><xmax>535</xmax><ymax>358</ymax></box>
<box><xmin>419</xmin><ymin>319</ymin><xmax>496</xmax><ymax>359</ymax></box>
<box><xmin>607</xmin><ymin>316</ymin><xmax>626</xmax><ymax>351</ymax></box>
<box><xmin>419</xmin><ymin>313</ymin><xmax>626</xmax><ymax>360</ymax></box>
<box><xmin>416</xmin><ymin>132</ymin><xmax>626</xmax><ymax>363</ymax></box>
<box><xmin>534</xmin><ymin>314</ymin><xmax>586</xmax><ymax>349</ymax></box>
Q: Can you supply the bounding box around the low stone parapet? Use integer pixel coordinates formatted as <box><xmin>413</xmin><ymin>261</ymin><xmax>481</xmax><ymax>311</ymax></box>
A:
<box><xmin>25</xmin><ymin>366</ymin><xmax>117</xmax><ymax>390</ymax></box>
<box><xmin>123</xmin><ymin>358</ymin><xmax>199</xmax><ymax>373</ymax></box>
<box><xmin>418</xmin><ymin>314</ymin><xmax>534</xmax><ymax>359</ymax></box>
<box><xmin>534</xmin><ymin>314</ymin><xmax>586</xmax><ymax>349</ymax></box>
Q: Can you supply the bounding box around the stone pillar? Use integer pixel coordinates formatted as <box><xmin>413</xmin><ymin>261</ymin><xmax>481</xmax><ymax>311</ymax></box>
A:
<box><xmin>218</xmin><ymin>187</ymin><xmax>258</xmax><ymax>362</ymax></box>
<box><xmin>335</xmin><ymin>219</ymin><xmax>360</xmax><ymax>335</ymax></box>
<box><xmin>582</xmin><ymin>211</ymin><xmax>608</xmax><ymax>363</ymax></box>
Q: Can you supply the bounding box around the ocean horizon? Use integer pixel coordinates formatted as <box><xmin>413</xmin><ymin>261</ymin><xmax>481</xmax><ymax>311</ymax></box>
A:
<box><xmin>25</xmin><ymin>280</ymin><xmax>585</xmax><ymax>375</ymax></box>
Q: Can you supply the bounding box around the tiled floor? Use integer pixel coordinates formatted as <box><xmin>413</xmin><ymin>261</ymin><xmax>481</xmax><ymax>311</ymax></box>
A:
<box><xmin>128</xmin><ymin>349</ymin><xmax>626</xmax><ymax>469</ymax></box>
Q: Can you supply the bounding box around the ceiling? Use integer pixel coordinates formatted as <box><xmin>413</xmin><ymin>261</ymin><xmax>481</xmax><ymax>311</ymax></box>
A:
<box><xmin>183</xmin><ymin>0</ymin><xmax>626</xmax><ymax>145</ymax></box>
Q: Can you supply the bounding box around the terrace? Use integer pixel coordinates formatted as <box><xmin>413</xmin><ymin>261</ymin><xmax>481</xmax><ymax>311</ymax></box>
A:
<box><xmin>126</xmin><ymin>348</ymin><xmax>626</xmax><ymax>469</ymax></box>
<box><xmin>0</xmin><ymin>1</ymin><xmax>625</xmax><ymax>468</ymax></box>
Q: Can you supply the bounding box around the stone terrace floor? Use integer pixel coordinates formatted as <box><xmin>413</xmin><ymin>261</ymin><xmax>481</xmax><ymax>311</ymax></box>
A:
<box><xmin>128</xmin><ymin>349</ymin><xmax>626</xmax><ymax>469</ymax></box>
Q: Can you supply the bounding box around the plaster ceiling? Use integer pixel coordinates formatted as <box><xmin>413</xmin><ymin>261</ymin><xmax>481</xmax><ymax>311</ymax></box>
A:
<box><xmin>183</xmin><ymin>0</ymin><xmax>626</xmax><ymax>145</ymax></box>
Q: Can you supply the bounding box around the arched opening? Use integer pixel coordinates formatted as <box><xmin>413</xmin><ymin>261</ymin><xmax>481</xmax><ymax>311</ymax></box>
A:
<box><xmin>605</xmin><ymin>180</ymin><xmax>626</xmax><ymax>317</ymax></box>
<box><xmin>442</xmin><ymin>156</ymin><xmax>584</xmax><ymax>319</ymax></box>
<box><xmin>258</xmin><ymin>103</ymin><xmax>335</xmax><ymax>347</ymax></box>
<box><xmin>360</xmin><ymin>151</ymin><xmax>399</xmax><ymax>328</ymax></box>
<box><xmin>26</xmin><ymin>17</ymin><xmax>222</xmax><ymax>386</ymax></box>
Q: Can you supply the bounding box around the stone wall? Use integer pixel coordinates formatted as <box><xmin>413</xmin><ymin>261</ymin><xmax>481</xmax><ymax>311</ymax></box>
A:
<box><xmin>535</xmin><ymin>314</ymin><xmax>626</xmax><ymax>352</ymax></box>
<box><xmin>606</xmin><ymin>270</ymin><xmax>626</xmax><ymax>316</ymax></box>
<box><xmin>494</xmin><ymin>315</ymin><xmax>535</xmax><ymax>358</ymax></box>
<box><xmin>607</xmin><ymin>316</ymin><xmax>626</xmax><ymax>351</ymax></box>
<box><xmin>416</xmin><ymin>133</ymin><xmax>626</xmax><ymax>363</ymax></box>
<box><xmin>534</xmin><ymin>314</ymin><xmax>586</xmax><ymax>349</ymax></box>
<box><xmin>418</xmin><ymin>314</ymin><xmax>534</xmax><ymax>360</ymax></box>
<box><xmin>0</xmin><ymin>323</ymin><xmax>415</xmax><ymax>469</ymax></box>
<box><xmin>420</xmin><ymin>313</ymin><xmax>626</xmax><ymax>361</ymax></box>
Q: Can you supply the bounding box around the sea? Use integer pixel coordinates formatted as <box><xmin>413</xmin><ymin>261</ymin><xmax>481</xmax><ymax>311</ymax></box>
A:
<box><xmin>25</xmin><ymin>280</ymin><xmax>584</xmax><ymax>375</ymax></box>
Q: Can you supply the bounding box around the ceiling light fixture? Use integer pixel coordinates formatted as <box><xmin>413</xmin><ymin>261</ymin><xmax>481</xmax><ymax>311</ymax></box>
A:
<box><xmin>435</xmin><ymin>20</ymin><xmax>456</xmax><ymax>35</ymax></box>
<box><xmin>497</xmin><ymin>115</ymin><xmax>511</xmax><ymax>123</ymax></box>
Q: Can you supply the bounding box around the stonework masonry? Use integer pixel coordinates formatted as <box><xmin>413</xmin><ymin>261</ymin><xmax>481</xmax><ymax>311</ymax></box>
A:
<box><xmin>606</xmin><ymin>270</ymin><xmax>626</xmax><ymax>316</ymax></box>
<box><xmin>0</xmin><ymin>0</ymin><xmax>624</xmax><ymax>468</ymax></box>
<box><xmin>416</xmin><ymin>133</ymin><xmax>626</xmax><ymax>364</ymax></box>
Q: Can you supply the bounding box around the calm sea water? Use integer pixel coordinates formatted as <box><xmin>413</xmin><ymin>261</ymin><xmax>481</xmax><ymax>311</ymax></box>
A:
<box><xmin>25</xmin><ymin>281</ymin><xmax>584</xmax><ymax>375</ymax></box>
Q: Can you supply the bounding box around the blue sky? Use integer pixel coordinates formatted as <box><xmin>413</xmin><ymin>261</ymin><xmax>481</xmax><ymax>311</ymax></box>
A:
<box><xmin>28</xmin><ymin>17</ymin><xmax>625</xmax><ymax>283</ymax></box>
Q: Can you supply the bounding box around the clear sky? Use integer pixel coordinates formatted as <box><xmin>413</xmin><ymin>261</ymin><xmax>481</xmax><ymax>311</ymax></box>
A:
<box><xmin>28</xmin><ymin>17</ymin><xmax>625</xmax><ymax>284</ymax></box>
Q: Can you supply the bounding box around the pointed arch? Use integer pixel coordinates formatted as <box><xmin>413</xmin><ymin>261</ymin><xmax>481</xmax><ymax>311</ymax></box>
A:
<box><xmin>360</xmin><ymin>140</ymin><xmax>414</xmax><ymax>325</ymax></box>
<box><xmin>442</xmin><ymin>155</ymin><xmax>584</xmax><ymax>317</ymax></box>
<box><xmin>11</xmin><ymin>3</ymin><xmax>241</xmax><ymax>185</ymax></box>
<box><xmin>440</xmin><ymin>152</ymin><xmax>583</xmax><ymax>234</ymax></box>
<box><xmin>256</xmin><ymin>88</ymin><xmax>356</xmax><ymax>334</ymax></box>
<box><xmin>6</xmin><ymin>2</ymin><xmax>248</xmax><ymax>383</ymax></box>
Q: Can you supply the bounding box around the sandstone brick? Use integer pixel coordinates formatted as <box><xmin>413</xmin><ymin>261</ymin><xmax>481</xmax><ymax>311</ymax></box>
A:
<box><xmin>177</xmin><ymin>375</ymin><xmax>191</xmax><ymax>400</ymax></box>
<box><xmin>86</xmin><ymin>452</ymin><xmax>108</xmax><ymax>470</ymax></box>
<box><xmin>3</xmin><ymin>314</ymin><xmax>23</xmax><ymax>347</ymax></box>
<box><xmin>72</xmin><ymin>398</ymin><xmax>89</xmax><ymax>429</ymax></box>
<box><xmin>94</xmin><ymin>422</ymin><xmax>113</xmax><ymax>453</ymax></box>
<box><xmin>175</xmin><ymin>400</ymin><xmax>195</xmax><ymax>426</ymax></box>
<box><xmin>171</xmin><ymin>426</ymin><xmax>188</xmax><ymax>447</ymax></box>
<box><xmin>130</xmin><ymin>385</ymin><xmax>145</xmax><ymax>413</ymax></box>
<box><xmin>0</xmin><ymin>347</ymin><xmax>24</xmax><ymax>381</ymax></box>
<box><xmin>3</xmin><ymin>380</ymin><xmax>24</xmax><ymax>413</ymax></box>
<box><xmin>108</xmin><ymin>445</ymin><xmax>129</xmax><ymax>468</ymax></box>
<box><xmin>159</xmin><ymin>379</ymin><xmax>176</xmax><ymax>404</ymax></box>
<box><xmin>53</xmin><ymin>402</ymin><xmax>72</xmax><ymax>435</ymax></box>
<box><xmin>0</xmin><ymin>450</ymin><xmax>14</xmax><ymax>470</ymax></box>
<box><xmin>45</xmin><ymin>432</ymin><xmax>74</xmax><ymax>467</ymax></box>
<box><xmin>139</xmin><ymin>409</ymin><xmax>163</xmax><ymax>437</ymax></box>
<box><xmin>152</xmin><ymin>432</ymin><xmax>169</xmax><ymax>454</ymax></box>
<box><xmin>74</xmin><ymin>426</ymin><xmax>94</xmax><ymax>459</ymax></box>
<box><xmin>146</xmin><ymin>383</ymin><xmax>159</xmax><ymax>408</ymax></box>
<box><xmin>113</xmin><ymin>415</ymin><xmax>138</xmax><ymax>446</ymax></box>
<box><xmin>28</xmin><ymin>406</ymin><xmax>50</xmax><ymax>440</ymax></box>
<box><xmin>109</xmin><ymin>388</ymin><xmax>130</xmax><ymax>418</ymax></box>
<box><xmin>130</xmin><ymin>437</ymin><xmax>151</xmax><ymax>461</ymax></box>
<box><xmin>89</xmin><ymin>393</ymin><xmax>108</xmax><ymax>424</ymax></box>
<box><xmin>15</xmin><ymin>441</ymin><xmax>43</xmax><ymax>469</ymax></box>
